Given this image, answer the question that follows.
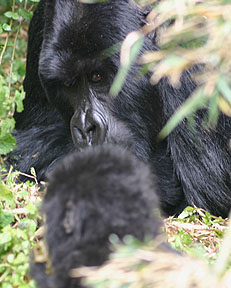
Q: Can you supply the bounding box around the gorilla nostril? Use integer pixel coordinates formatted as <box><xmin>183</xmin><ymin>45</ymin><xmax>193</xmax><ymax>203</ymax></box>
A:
<box><xmin>86</xmin><ymin>125</ymin><xmax>96</xmax><ymax>136</ymax></box>
<box><xmin>86</xmin><ymin>125</ymin><xmax>97</xmax><ymax>145</ymax></box>
<box><xmin>74</xmin><ymin>127</ymin><xmax>85</xmax><ymax>141</ymax></box>
<box><xmin>73</xmin><ymin>125</ymin><xmax>96</xmax><ymax>143</ymax></box>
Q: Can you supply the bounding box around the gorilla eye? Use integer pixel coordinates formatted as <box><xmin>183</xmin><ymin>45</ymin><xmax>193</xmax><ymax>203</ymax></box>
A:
<box><xmin>91</xmin><ymin>71</ymin><xmax>102</xmax><ymax>83</ymax></box>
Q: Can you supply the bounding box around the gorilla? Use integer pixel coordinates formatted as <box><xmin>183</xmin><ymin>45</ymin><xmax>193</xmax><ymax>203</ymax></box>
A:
<box><xmin>12</xmin><ymin>0</ymin><xmax>231</xmax><ymax>217</ymax></box>
<box><xmin>30</xmin><ymin>145</ymin><xmax>164</xmax><ymax>288</ymax></box>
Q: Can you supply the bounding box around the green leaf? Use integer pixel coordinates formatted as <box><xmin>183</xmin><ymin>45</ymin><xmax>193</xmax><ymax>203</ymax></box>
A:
<box><xmin>110</xmin><ymin>32</ymin><xmax>144</xmax><ymax>97</ymax></box>
<box><xmin>0</xmin><ymin>118</ymin><xmax>15</xmax><ymax>137</ymax></box>
<box><xmin>206</xmin><ymin>91</ymin><xmax>220</xmax><ymax>128</ymax></box>
<box><xmin>0</xmin><ymin>134</ymin><xmax>17</xmax><ymax>155</ymax></box>
<box><xmin>30</xmin><ymin>167</ymin><xmax>37</xmax><ymax>178</ymax></box>
<box><xmin>0</xmin><ymin>183</ymin><xmax>13</xmax><ymax>201</ymax></box>
<box><xmin>13</xmin><ymin>252</ymin><xmax>26</xmax><ymax>265</ymax></box>
<box><xmin>18</xmin><ymin>8</ymin><xmax>33</xmax><ymax>21</ymax></box>
<box><xmin>178</xmin><ymin>206</ymin><xmax>196</xmax><ymax>219</ymax></box>
<box><xmin>159</xmin><ymin>86</ymin><xmax>208</xmax><ymax>139</ymax></box>
<box><xmin>12</xmin><ymin>12</ymin><xmax>19</xmax><ymax>20</ymax></box>
<box><xmin>0</xmin><ymin>210</ymin><xmax>14</xmax><ymax>229</ymax></box>
<box><xmin>4</xmin><ymin>11</ymin><xmax>13</xmax><ymax>18</ymax></box>
<box><xmin>15</xmin><ymin>89</ymin><xmax>25</xmax><ymax>113</ymax></box>
<box><xmin>2</xmin><ymin>23</ymin><xmax>11</xmax><ymax>32</ymax></box>
<box><xmin>217</xmin><ymin>76</ymin><xmax>231</xmax><ymax>104</ymax></box>
<box><xmin>7</xmin><ymin>254</ymin><xmax>15</xmax><ymax>264</ymax></box>
<box><xmin>0</xmin><ymin>230</ymin><xmax>12</xmax><ymax>245</ymax></box>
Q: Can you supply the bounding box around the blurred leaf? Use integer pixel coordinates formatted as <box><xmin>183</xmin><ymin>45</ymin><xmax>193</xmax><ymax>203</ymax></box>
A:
<box><xmin>110</xmin><ymin>31</ymin><xmax>144</xmax><ymax>97</ymax></box>
<box><xmin>0</xmin><ymin>183</ymin><xmax>13</xmax><ymax>201</ymax></box>
<box><xmin>15</xmin><ymin>89</ymin><xmax>25</xmax><ymax>113</ymax></box>
<box><xmin>178</xmin><ymin>206</ymin><xmax>197</xmax><ymax>219</ymax></box>
<box><xmin>159</xmin><ymin>87</ymin><xmax>208</xmax><ymax>139</ymax></box>
<box><xmin>2</xmin><ymin>23</ymin><xmax>11</xmax><ymax>31</ymax></box>
<box><xmin>4</xmin><ymin>11</ymin><xmax>13</xmax><ymax>18</ymax></box>
<box><xmin>218</xmin><ymin>96</ymin><xmax>231</xmax><ymax>116</ymax></box>
<box><xmin>0</xmin><ymin>134</ymin><xmax>17</xmax><ymax>155</ymax></box>
<box><xmin>18</xmin><ymin>8</ymin><xmax>33</xmax><ymax>21</ymax></box>
<box><xmin>206</xmin><ymin>92</ymin><xmax>220</xmax><ymax>128</ymax></box>
<box><xmin>217</xmin><ymin>76</ymin><xmax>231</xmax><ymax>104</ymax></box>
<box><xmin>0</xmin><ymin>118</ymin><xmax>15</xmax><ymax>137</ymax></box>
<box><xmin>0</xmin><ymin>229</ymin><xmax>12</xmax><ymax>245</ymax></box>
<box><xmin>0</xmin><ymin>210</ymin><xmax>14</xmax><ymax>229</ymax></box>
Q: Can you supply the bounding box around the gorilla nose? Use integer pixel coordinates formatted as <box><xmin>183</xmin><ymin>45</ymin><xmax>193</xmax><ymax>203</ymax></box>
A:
<box><xmin>73</xmin><ymin>124</ymin><xmax>96</xmax><ymax>145</ymax></box>
<box><xmin>71</xmin><ymin>114</ymin><xmax>106</xmax><ymax>148</ymax></box>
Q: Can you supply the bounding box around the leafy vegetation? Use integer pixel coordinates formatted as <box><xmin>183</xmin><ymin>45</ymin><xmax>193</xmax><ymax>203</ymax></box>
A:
<box><xmin>0</xmin><ymin>1</ymin><xmax>40</xmax><ymax>287</ymax></box>
<box><xmin>0</xmin><ymin>0</ymin><xmax>39</xmax><ymax>157</ymax></box>
<box><xmin>113</xmin><ymin>0</ymin><xmax>231</xmax><ymax>139</ymax></box>
<box><xmin>0</xmin><ymin>171</ymin><xmax>41</xmax><ymax>288</ymax></box>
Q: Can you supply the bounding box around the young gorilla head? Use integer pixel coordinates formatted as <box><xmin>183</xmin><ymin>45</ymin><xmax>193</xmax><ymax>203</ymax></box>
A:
<box><xmin>31</xmin><ymin>145</ymin><xmax>163</xmax><ymax>288</ymax></box>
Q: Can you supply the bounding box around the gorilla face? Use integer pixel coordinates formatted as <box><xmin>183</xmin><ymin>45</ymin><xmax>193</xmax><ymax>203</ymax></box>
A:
<box><xmin>38</xmin><ymin>0</ymin><xmax>148</xmax><ymax>149</ymax></box>
<box><xmin>47</xmin><ymin>62</ymin><xmax>114</xmax><ymax>148</ymax></box>
<box><xmin>13</xmin><ymin>0</ymin><xmax>231</xmax><ymax>217</ymax></box>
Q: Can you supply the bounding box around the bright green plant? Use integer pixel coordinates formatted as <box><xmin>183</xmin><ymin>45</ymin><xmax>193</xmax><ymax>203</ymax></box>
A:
<box><xmin>0</xmin><ymin>0</ymin><xmax>39</xmax><ymax>159</ymax></box>
<box><xmin>0</xmin><ymin>173</ymin><xmax>41</xmax><ymax>288</ymax></box>
<box><xmin>0</xmin><ymin>2</ymin><xmax>41</xmax><ymax>287</ymax></box>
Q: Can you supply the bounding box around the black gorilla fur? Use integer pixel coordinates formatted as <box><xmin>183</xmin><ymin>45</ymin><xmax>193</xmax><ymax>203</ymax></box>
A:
<box><xmin>12</xmin><ymin>0</ymin><xmax>231</xmax><ymax>217</ymax></box>
<box><xmin>31</xmin><ymin>145</ymin><xmax>163</xmax><ymax>288</ymax></box>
